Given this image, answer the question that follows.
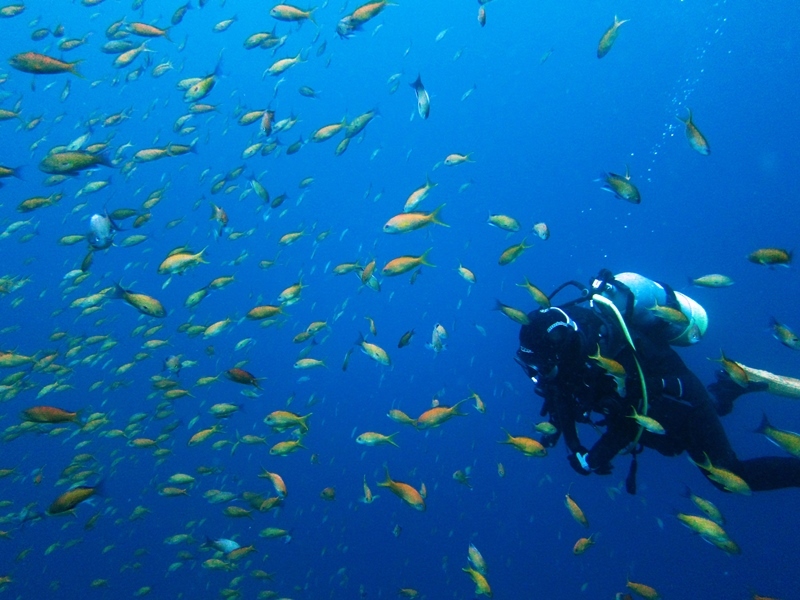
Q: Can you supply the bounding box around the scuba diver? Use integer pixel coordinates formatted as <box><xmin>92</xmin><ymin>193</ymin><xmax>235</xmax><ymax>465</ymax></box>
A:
<box><xmin>516</xmin><ymin>270</ymin><xmax>800</xmax><ymax>493</ymax></box>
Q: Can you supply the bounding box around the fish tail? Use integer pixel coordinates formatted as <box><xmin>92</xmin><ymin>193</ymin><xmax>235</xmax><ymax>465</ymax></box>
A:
<box><xmin>755</xmin><ymin>412</ymin><xmax>771</xmax><ymax>435</ymax></box>
<box><xmin>300</xmin><ymin>413</ymin><xmax>312</xmax><ymax>431</ymax></box>
<box><xmin>452</xmin><ymin>398</ymin><xmax>469</xmax><ymax>415</ymax></box>
<box><xmin>69</xmin><ymin>60</ymin><xmax>85</xmax><ymax>79</ymax></box>
<box><xmin>420</xmin><ymin>248</ymin><xmax>435</xmax><ymax>268</ymax></box>
<box><xmin>690</xmin><ymin>451</ymin><xmax>713</xmax><ymax>472</ymax></box>
<box><xmin>112</xmin><ymin>281</ymin><xmax>128</xmax><ymax>300</ymax></box>
<box><xmin>378</xmin><ymin>466</ymin><xmax>392</xmax><ymax>487</ymax></box>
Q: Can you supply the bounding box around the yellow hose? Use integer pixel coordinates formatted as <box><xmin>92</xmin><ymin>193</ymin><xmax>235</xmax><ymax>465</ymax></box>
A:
<box><xmin>591</xmin><ymin>292</ymin><xmax>646</xmax><ymax>450</ymax></box>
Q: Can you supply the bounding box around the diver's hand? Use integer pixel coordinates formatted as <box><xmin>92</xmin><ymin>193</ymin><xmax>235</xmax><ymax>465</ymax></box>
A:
<box><xmin>568</xmin><ymin>451</ymin><xmax>613</xmax><ymax>475</ymax></box>
<box><xmin>568</xmin><ymin>452</ymin><xmax>591</xmax><ymax>475</ymax></box>
<box><xmin>708</xmin><ymin>370</ymin><xmax>769</xmax><ymax>416</ymax></box>
<box><xmin>592</xmin><ymin>461</ymin><xmax>613</xmax><ymax>475</ymax></box>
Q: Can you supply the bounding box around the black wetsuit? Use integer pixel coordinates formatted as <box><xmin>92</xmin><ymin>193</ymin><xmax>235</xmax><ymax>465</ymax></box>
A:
<box><xmin>536</xmin><ymin>308</ymin><xmax>800</xmax><ymax>492</ymax></box>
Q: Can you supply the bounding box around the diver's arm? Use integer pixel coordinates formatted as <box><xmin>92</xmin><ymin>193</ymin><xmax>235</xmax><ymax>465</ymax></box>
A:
<box><xmin>548</xmin><ymin>387</ymin><xmax>585</xmax><ymax>455</ymax></box>
<box><xmin>585</xmin><ymin>414</ymin><xmax>638</xmax><ymax>474</ymax></box>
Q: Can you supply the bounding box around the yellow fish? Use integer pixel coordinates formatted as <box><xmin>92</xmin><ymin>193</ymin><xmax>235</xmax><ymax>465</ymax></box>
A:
<box><xmin>516</xmin><ymin>277</ymin><xmax>550</xmax><ymax>308</ymax></box>
<box><xmin>690</xmin><ymin>274</ymin><xmax>733</xmax><ymax>288</ymax></box>
<box><xmin>600</xmin><ymin>165</ymin><xmax>640</xmax><ymax>203</ymax></box>
<box><xmin>387</xmin><ymin>408</ymin><xmax>416</xmax><ymax>426</ymax></box>
<box><xmin>494</xmin><ymin>300</ymin><xmax>530</xmax><ymax>325</ymax></box>
<box><xmin>597</xmin><ymin>15</ymin><xmax>629</xmax><ymax>58</ymax></box>
<box><xmin>626</xmin><ymin>578</ymin><xmax>660</xmax><ymax>600</ymax></box>
<box><xmin>677</xmin><ymin>108</ymin><xmax>710</xmax><ymax>155</ymax></box>
<box><xmin>462</xmin><ymin>565</ymin><xmax>492</xmax><ymax>597</ymax></box>
<box><xmin>690</xmin><ymin>453</ymin><xmax>751</xmax><ymax>495</ymax></box>
<box><xmin>747</xmin><ymin>248</ymin><xmax>791</xmax><ymax>267</ymax></box>
<box><xmin>269</xmin><ymin>439</ymin><xmax>306</xmax><ymax>456</ymax></box>
<box><xmin>629</xmin><ymin>406</ymin><xmax>665</xmax><ymax>435</ymax></box>
<box><xmin>709</xmin><ymin>350</ymin><xmax>748</xmax><ymax>388</ymax></box>
<box><xmin>468</xmin><ymin>543</ymin><xmax>487</xmax><ymax>574</ymax></box>
<box><xmin>572</xmin><ymin>533</ymin><xmax>597</xmax><ymax>555</ymax></box>
<box><xmin>498</xmin><ymin>239</ymin><xmax>532</xmax><ymax>266</ymax></box>
<box><xmin>356</xmin><ymin>431</ymin><xmax>399</xmax><ymax>447</ymax></box>
<box><xmin>404</xmin><ymin>175</ymin><xmax>436</xmax><ymax>212</ymax></box>
<box><xmin>565</xmin><ymin>492</ymin><xmax>589</xmax><ymax>527</ymax></box>
<box><xmin>675</xmin><ymin>513</ymin><xmax>728</xmax><ymax>542</ymax></box>
<box><xmin>756</xmin><ymin>413</ymin><xmax>800</xmax><ymax>457</ymax></box>
<box><xmin>355</xmin><ymin>333</ymin><xmax>391</xmax><ymax>366</ymax></box>
<box><xmin>769</xmin><ymin>317</ymin><xmax>800</xmax><ymax>350</ymax></box>
<box><xmin>682</xmin><ymin>485</ymin><xmax>724</xmax><ymax>525</ymax></box>
<box><xmin>487</xmin><ymin>214</ymin><xmax>520</xmax><ymax>232</ymax></box>
<box><xmin>47</xmin><ymin>483</ymin><xmax>101</xmax><ymax>515</ymax></box>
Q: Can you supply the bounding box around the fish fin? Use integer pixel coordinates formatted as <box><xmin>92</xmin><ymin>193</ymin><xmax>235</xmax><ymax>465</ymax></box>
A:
<box><xmin>754</xmin><ymin>412</ymin><xmax>770</xmax><ymax>435</ymax></box>
<box><xmin>69</xmin><ymin>60</ymin><xmax>85</xmax><ymax>79</ymax></box>
<box><xmin>419</xmin><ymin>248</ymin><xmax>435</xmax><ymax>268</ymax></box>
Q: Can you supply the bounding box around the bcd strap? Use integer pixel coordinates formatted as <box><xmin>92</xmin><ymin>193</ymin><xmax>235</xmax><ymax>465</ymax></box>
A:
<box><xmin>626</xmin><ymin>445</ymin><xmax>641</xmax><ymax>495</ymax></box>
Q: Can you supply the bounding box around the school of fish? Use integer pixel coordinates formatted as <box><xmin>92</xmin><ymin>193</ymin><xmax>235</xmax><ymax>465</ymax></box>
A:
<box><xmin>0</xmin><ymin>0</ymin><xmax>794</xmax><ymax>599</ymax></box>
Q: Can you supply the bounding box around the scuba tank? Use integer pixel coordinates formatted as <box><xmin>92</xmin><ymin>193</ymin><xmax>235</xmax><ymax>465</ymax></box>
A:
<box><xmin>590</xmin><ymin>271</ymin><xmax>708</xmax><ymax>346</ymax></box>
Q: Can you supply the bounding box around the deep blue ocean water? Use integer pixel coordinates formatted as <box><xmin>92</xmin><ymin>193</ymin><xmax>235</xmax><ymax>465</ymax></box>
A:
<box><xmin>1</xmin><ymin>0</ymin><xmax>799</xmax><ymax>598</ymax></box>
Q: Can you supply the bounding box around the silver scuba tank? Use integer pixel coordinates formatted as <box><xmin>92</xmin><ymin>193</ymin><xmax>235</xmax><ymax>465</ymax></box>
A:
<box><xmin>594</xmin><ymin>272</ymin><xmax>708</xmax><ymax>346</ymax></box>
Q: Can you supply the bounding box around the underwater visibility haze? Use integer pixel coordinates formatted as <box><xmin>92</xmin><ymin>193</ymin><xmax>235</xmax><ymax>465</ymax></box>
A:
<box><xmin>0</xmin><ymin>0</ymin><xmax>799</xmax><ymax>598</ymax></box>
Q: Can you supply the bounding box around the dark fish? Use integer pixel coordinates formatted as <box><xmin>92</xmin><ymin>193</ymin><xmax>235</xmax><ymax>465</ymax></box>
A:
<box><xmin>410</xmin><ymin>74</ymin><xmax>430</xmax><ymax>119</ymax></box>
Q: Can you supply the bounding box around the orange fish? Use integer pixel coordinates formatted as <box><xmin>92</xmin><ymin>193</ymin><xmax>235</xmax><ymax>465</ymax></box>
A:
<box><xmin>9</xmin><ymin>51</ymin><xmax>83</xmax><ymax>76</ymax></box>
<box><xmin>22</xmin><ymin>406</ymin><xmax>81</xmax><ymax>424</ymax></box>
<box><xmin>377</xmin><ymin>467</ymin><xmax>425</xmax><ymax>511</ymax></box>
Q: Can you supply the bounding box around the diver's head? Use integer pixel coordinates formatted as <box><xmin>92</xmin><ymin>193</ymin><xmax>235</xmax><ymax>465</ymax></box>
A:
<box><xmin>517</xmin><ymin>307</ymin><xmax>582</xmax><ymax>383</ymax></box>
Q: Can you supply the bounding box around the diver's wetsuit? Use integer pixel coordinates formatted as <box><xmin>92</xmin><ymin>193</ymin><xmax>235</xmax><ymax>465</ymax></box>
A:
<box><xmin>535</xmin><ymin>307</ymin><xmax>800</xmax><ymax>492</ymax></box>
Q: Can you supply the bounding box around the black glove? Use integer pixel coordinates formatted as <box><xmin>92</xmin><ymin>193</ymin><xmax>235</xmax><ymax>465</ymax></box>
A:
<box><xmin>707</xmin><ymin>370</ymin><xmax>769</xmax><ymax>416</ymax></box>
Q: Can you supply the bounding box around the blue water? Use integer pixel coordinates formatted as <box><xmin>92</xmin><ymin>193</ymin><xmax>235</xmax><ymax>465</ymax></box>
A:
<box><xmin>1</xmin><ymin>0</ymin><xmax>799</xmax><ymax>597</ymax></box>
